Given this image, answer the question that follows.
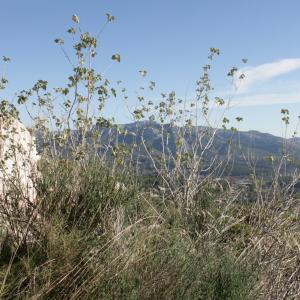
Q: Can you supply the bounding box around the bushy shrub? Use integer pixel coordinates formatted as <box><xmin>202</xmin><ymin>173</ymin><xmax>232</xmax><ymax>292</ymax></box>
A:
<box><xmin>1</xmin><ymin>12</ymin><xmax>300</xmax><ymax>300</ymax></box>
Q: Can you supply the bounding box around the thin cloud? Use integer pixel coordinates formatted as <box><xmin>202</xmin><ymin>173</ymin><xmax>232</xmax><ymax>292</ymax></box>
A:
<box><xmin>230</xmin><ymin>92</ymin><xmax>300</xmax><ymax>107</ymax></box>
<box><xmin>235</xmin><ymin>58</ymin><xmax>300</xmax><ymax>93</ymax></box>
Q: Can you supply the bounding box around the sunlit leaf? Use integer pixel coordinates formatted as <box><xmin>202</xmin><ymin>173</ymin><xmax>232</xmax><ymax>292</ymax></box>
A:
<box><xmin>67</xmin><ymin>27</ymin><xmax>76</xmax><ymax>34</ymax></box>
<box><xmin>54</xmin><ymin>38</ymin><xmax>64</xmax><ymax>45</ymax></box>
<box><xmin>112</xmin><ymin>54</ymin><xmax>121</xmax><ymax>62</ymax></box>
<box><xmin>72</xmin><ymin>14</ymin><xmax>80</xmax><ymax>24</ymax></box>
<box><xmin>139</xmin><ymin>70</ymin><xmax>147</xmax><ymax>77</ymax></box>
<box><xmin>106</xmin><ymin>13</ymin><xmax>115</xmax><ymax>22</ymax></box>
<box><xmin>2</xmin><ymin>56</ymin><xmax>11</xmax><ymax>62</ymax></box>
<box><xmin>111</xmin><ymin>88</ymin><xmax>117</xmax><ymax>97</ymax></box>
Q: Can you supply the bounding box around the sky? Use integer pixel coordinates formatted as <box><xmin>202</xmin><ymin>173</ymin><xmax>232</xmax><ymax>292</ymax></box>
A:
<box><xmin>1</xmin><ymin>0</ymin><xmax>300</xmax><ymax>136</ymax></box>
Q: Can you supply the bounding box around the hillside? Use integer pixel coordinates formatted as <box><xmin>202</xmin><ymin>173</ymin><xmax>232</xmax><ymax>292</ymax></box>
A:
<box><xmin>80</xmin><ymin>121</ymin><xmax>300</xmax><ymax>176</ymax></box>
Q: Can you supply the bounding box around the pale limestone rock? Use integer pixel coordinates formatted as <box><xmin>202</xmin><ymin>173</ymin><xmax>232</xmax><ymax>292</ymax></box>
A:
<box><xmin>0</xmin><ymin>117</ymin><xmax>39</xmax><ymax>204</ymax></box>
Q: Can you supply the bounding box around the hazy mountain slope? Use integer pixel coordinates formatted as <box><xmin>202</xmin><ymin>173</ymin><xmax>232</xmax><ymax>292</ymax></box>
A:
<box><xmin>37</xmin><ymin>121</ymin><xmax>300</xmax><ymax>176</ymax></box>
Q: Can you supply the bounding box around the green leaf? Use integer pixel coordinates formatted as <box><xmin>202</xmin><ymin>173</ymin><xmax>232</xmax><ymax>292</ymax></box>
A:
<box><xmin>227</xmin><ymin>67</ymin><xmax>238</xmax><ymax>77</ymax></box>
<box><xmin>54</xmin><ymin>38</ymin><xmax>64</xmax><ymax>45</ymax></box>
<box><xmin>111</xmin><ymin>54</ymin><xmax>121</xmax><ymax>62</ymax></box>
<box><xmin>72</xmin><ymin>14</ymin><xmax>80</xmax><ymax>24</ymax></box>
<box><xmin>106</xmin><ymin>13</ymin><xmax>115</xmax><ymax>22</ymax></box>
<box><xmin>209</xmin><ymin>47</ymin><xmax>220</xmax><ymax>55</ymax></box>
<box><xmin>111</xmin><ymin>88</ymin><xmax>117</xmax><ymax>97</ymax></box>
<box><xmin>2</xmin><ymin>56</ymin><xmax>11</xmax><ymax>62</ymax></box>
<box><xmin>139</xmin><ymin>70</ymin><xmax>147</xmax><ymax>77</ymax></box>
<box><xmin>266</xmin><ymin>155</ymin><xmax>275</xmax><ymax>162</ymax></box>
<box><xmin>215</xmin><ymin>97</ymin><xmax>225</xmax><ymax>106</ymax></box>
<box><xmin>67</xmin><ymin>27</ymin><xmax>76</xmax><ymax>34</ymax></box>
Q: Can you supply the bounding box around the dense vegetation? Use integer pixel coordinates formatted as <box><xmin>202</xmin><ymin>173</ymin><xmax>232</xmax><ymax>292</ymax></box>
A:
<box><xmin>1</xmin><ymin>13</ymin><xmax>300</xmax><ymax>299</ymax></box>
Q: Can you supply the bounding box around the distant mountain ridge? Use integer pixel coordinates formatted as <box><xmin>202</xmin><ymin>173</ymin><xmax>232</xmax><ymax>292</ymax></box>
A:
<box><xmin>37</xmin><ymin>121</ymin><xmax>300</xmax><ymax>176</ymax></box>
<box><xmin>96</xmin><ymin>121</ymin><xmax>300</xmax><ymax>175</ymax></box>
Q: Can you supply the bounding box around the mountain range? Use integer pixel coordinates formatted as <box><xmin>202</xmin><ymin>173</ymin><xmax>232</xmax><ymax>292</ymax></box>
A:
<box><xmin>37</xmin><ymin>121</ymin><xmax>300</xmax><ymax>176</ymax></box>
<box><xmin>97</xmin><ymin>121</ymin><xmax>300</xmax><ymax>176</ymax></box>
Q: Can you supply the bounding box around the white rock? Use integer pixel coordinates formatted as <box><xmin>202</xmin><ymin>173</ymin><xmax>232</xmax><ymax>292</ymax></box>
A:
<box><xmin>0</xmin><ymin>117</ymin><xmax>39</xmax><ymax>205</ymax></box>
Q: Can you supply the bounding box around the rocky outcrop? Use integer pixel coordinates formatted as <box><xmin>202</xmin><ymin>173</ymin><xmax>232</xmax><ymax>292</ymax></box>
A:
<box><xmin>0</xmin><ymin>117</ymin><xmax>39</xmax><ymax>205</ymax></box>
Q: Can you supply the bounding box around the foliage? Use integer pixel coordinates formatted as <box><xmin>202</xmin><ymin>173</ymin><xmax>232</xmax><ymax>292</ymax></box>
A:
<box><xmin>1</xmin><ymin>13</ymin><xmax>300</xmax><ymax>300</ymax></box>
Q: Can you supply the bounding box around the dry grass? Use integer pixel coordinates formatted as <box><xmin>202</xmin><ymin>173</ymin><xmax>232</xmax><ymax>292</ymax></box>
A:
<box><xmin>0</xmin><ymin>158</ymin><xmax>299</xmax><ymax>299</ymax></box>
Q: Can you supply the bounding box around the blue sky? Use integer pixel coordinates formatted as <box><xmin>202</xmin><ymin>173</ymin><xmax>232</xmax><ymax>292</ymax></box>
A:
<box><xmin>1</xmin><ymin>0</ymin><xmax>300</xmax><ymax>136</ymax></box>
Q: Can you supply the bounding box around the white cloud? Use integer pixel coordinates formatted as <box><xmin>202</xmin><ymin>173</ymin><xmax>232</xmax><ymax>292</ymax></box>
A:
<box><xmin>235</xmin><ymin>58</ymin><xmax>300</xmax><ymax>93</ymax></box>
<box><xmin>230</xmin><ymin>91</ymin><xmax>300</xmax><ymax>107</ymax></box>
